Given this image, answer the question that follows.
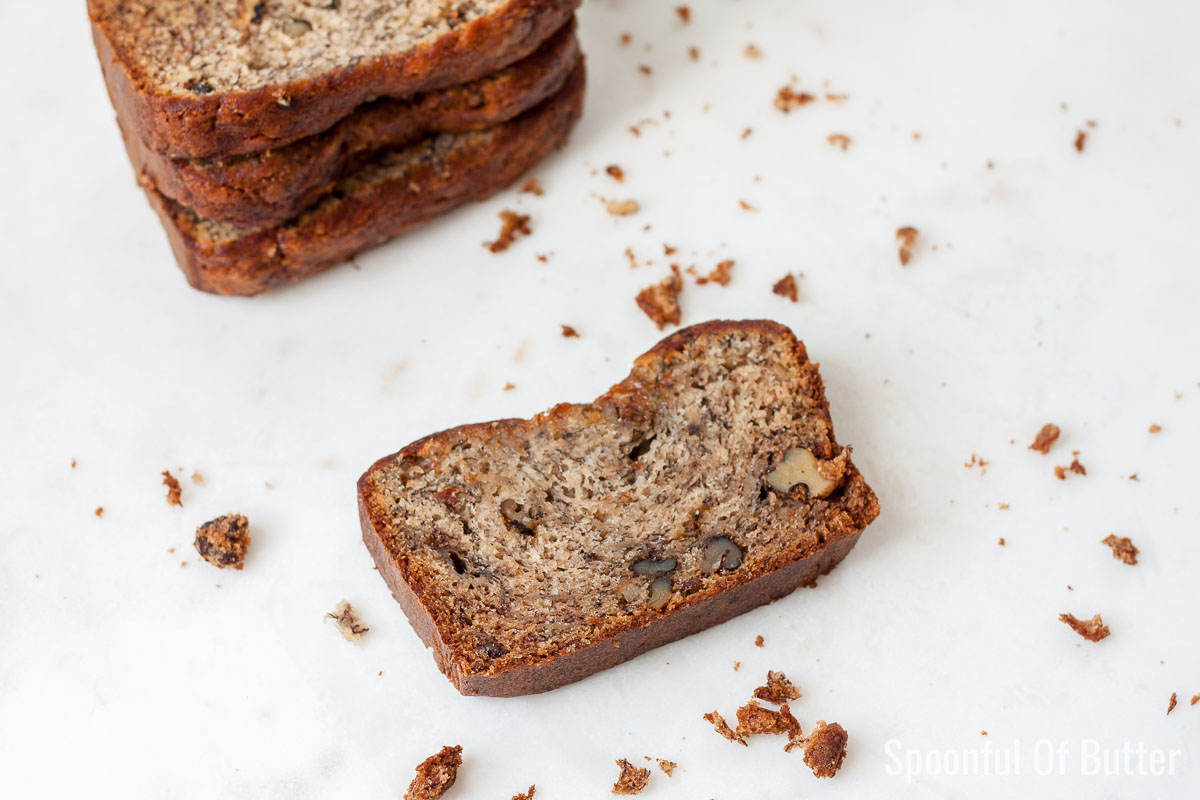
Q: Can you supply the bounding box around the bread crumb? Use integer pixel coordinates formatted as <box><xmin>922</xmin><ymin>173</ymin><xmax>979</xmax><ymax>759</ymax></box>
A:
<box><xmin>194</xmin><ymin>514</ymin><xmax>250</xmax><ymax>570</ymax></box>
<box><xmin>1028</xmin><ymin>423</ymin><xmax>1060</xmax><ymax>454</ymax></box>
<box><xmin>504</xmin><ymin>382</ymin><xmax>516</xmax><ymax>391</ymax></box>
<box><xmin>802</xmin><ymin>721</ymin><xmax>848</xmax><ymax>778</ymax></box>
<box><xmin>656</xmin><ymin>759</ymin><xmax>677</xmax><ymax>777</ymax></box>
<box><xmin>775</xmin><ymin>86</ymin><xmax>815</xmax><ymax>112</ymax></box>
<box><xmin>636</xmin><ymin>266</ymin><xmax>683</xmax><ymax>329</ymax></box>
<box><xmin>487</xmin><ymin>210</ymin><xmax>532</xmax><ymax>253</ymax></box>
<box><xmin>607</xmin><ymin>199</ymin><xmax>640</xmax><ymax>216</ymax></box>
<box><xmin>1074</xmin><ymin>130</ymin><xmax>1087</xmax><ymax>152</ymax></box>
<box><xmin>606</xmin><ymin>165</ymin><xmax>625</xmax><ymax>182</ymax></box>
<box><xmin>612</xmin><ymin>759</ymin><xmax>650</xmax><ymax>795</ymax></box>
<box><xmin>998</xmin><ymin>503</ymin><xmax>1010</xmax><ymax>510</ymax></box>
<box><xmin>191</xmin><ymin>470</ymin><xmax>205</xmax><ymax>485</ymax></box>
<box><xmin>675</xmin><ymin>6</ymin><xmax>690</xmax><ymax>24</ymax></box>
<box><xmin>1167</xmin><ymin>692</ymin><xmax>1178</xmax><ymax>715</ymax></box>
<box><xmin>772</xmin><ymin>273</ymin><xmax>799</xmax><ymax>302</ymax></box>
<box><xmin>1148</xmin><ymin>424</ymin><xmax>1162</xmax><ymax>433</ymax></box>
<box><xmin>896</xmin><ymin>226</ymin><xmax>919</xmax><ymax>266</ymax></box>
<box><xmin>405</xmin><ymin>745</ymin><xmax>462</xmax><ymax>800</ymax></box>
<box><xmin>637</xmin><ymin>64</ymin><xmax>652</xmax><ymax>76</ymax></box>
<box><xmin>736</xmin><ymin>700</ymin><xmax>802</xmax><ymax>739</ymax></box>
<box><xmin>1059</xmin><ymin>612</ymin><xmax>1109</xmax><ymax>642</ymax></box>
<box><xmin>326</xmin><ymin>600</ymin><xmax>369</xmax><ymax>642</ymax></box>
<box><xmin>1101</xmin><ymin>534</ymin><xmax>1138</xmax><ymax>565</ymax></box>
<box><xmin>663</xmin><ymin>243</ymin><xmax>676</xmax><ymax>256</ymax></box>
<box><xmin>733</xmin><ymin>661</ymin><xmax>741</xmax><ymax>671</ymax></box>
<box><xmin>1055</xmin><ymin>456</ymin><xmax>1087</xmax><ymax>479</ymax></box>
<box><xmin>511</xmin><ymin>786</ymin><xmax>536</xmax><ymax>800</ymax></box>
<box><xmin>998</xmin><ymin>537</ymin><xmax>1006</xmax><ymax>546</ymax></box>
<box><xmin>620</xmin><ymin>33</ymin><xmax>632</xmax><ymax>46</ymax></box>
<box><xmin>703</xmin><ymin>711</ymin><xmax>748</xmax><ymax>746</ymax></box>
<box><xmin>520</xmin><ymin>178</ymin><xmax>543</xmax><ymax>196</ymax></box>
<box><xmin>754</xmin><ymin>634</ymin><xmax>765</xmax><ymax>647</ymax></box>
<box><xmin>688</xmin><ymin>46</ymin><xmax>700</xmax><ymax>61</ymax></box>
<box><xmin>162</xmin><ymin>470</ymin><xmax>183</xmax><ymax>507</ymax></box>
<box><xmin>94</xmin><ymin>506</ymin><xmax>104</xmax><ymax>518</ymax></box>
<box><xmin>744</xmin><ymin>44</ymin><xmax>763</xmax><ymax>59</ymax></box>
<box><xmin>561</xmin><ymin>325</ymin><xmax>580</xmax><ymax>338</ymax></box>
<box><xmin>1190</xmin><ymin>694</ymin><xmax>1199</xmax><ymax>706</ymax></box>
<box><xmin>71</xmin><ymin>459</ymin><xmax>77</xmax><ymax>468</ymax></box>
<box><xmin>827</xmin><ymin>133</ymin><xmax>852</xmax><ymax>150</ymax></box>
<box><xmin>741</xmin><ymin>127</ymin><xmax>753</xmax><ymax>139</ymax></box>
<box><xmin>825</xmin><ymin>93</ymin><xmax>849</xmax><ymax>102</ymax></box>
<box><xmin>696</xmin><ymin>259</ymin><xmax>733</xmax><ymax>286</ymax></box>
<box><xmin>754</xmin><ymin>670</ymin><xmax>802</xmax><ymax>704</ymax></box>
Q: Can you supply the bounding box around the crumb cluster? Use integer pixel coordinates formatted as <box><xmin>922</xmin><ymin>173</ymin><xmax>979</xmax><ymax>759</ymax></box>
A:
<box><xmin>487</xmin><ymin>210</ymin><xmax>532</xmax><ymax>253</ymax></box>
<box><xmin>611</xmin><ymin>758</ymin><xmax>651</xmax><ymax>795</ymax></box>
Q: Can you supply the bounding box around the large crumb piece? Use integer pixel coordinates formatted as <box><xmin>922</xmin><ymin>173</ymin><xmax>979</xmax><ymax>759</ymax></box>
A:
<box><xmin>703</xmin><ymin>711</ymin><xmax>748</xmax><ymax>746</ymax></box>
<box><xmin>735</xmin><ymin>700</ymin><xmax>801</xmax><ymax>738</ymax></box>
<box><xmin>1028</xmin><ymin>423</ymin><xmax>1060</xmax><ymax>454</ymax></box>
<box><xmin>1167</xmin><ymin>693</ymin><xmax>1178</xmax><ymax>715</ymax></box>
<box><xmin>802</xmin><ymin>721</ymin><xmax>848</xmax><ymax>778</ymax></box>
<box><xmin>162</xmin><ymin>470</ymin><xmax>183</xmax><ymax>506</ymax></box>
<box><xmin>896</xmin><ymin>226</ymin><xmax>919</xmax><ymax>266</ymax></box>
<box><xmin>754</xmin><ymin>670</ymin><xmax>802</xmax><ymax>705</ymax></box>
<box><xmin>405</xmin><ymin>745</ymin><xmax>462</xmax><ymax>800</ymax></box>
<box><xmin>611</xmin><ymin>759</ymin><xmax>650</xmax><ymax>795</ymax></box>
<box><xmin>656</xmin><ymin>759</ymin><xmax>676</xmax><ymax>777</ymax></box>
<box><xmin>773</xmin><ymin>274</ymin><xmax>798</xmax><ymax>302</ymax></box>
<box><xmin>194</xmin><ymin>514</ymin><xmax>250</xmax><ymax>570</ymax></box>
<box><xmin>636</xmin><ymin>266</ymin><xmax>683</xmax><ymax>329</ymax></box>
<box><xmin>607</xmin><ymin>199</ymin><xmax>639</xmax><ymax>216</ymax></box>
<box><xmin>775</xmin><ymin>86</ymin><xmax>815</xmax><ymax>112</ymax></box>
<box><xmin>512</xmin><ymin>786</ymin><xmax>536</xmax><ymax>800</ymax></box>
<box><xmin>696</xmin><ymin>259</ymin><xmax>733</xmax><ymax>286</ymax></box>
<box><xmin>487</xmin><ymin>210</ymin><xmax>531</xmax><ymax>253</ymax></box>
<box><xmin>1101</xmin><ymin>534</ymin><xmax>1139</xmax><ymax>565</ymax></box>
<box><xmin>326</xmin><ymin>600</ymin><xmax>369</xmax><ymax>642</ymax></box>
<box><xmin>1060</xmin><ymin>612</ymin><xmax>1110</xmax><ymax>642</ymax></box>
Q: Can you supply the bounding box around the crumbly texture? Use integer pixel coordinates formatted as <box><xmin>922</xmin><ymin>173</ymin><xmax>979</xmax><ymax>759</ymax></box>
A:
<box><xmin>128</xmin><ymin>22</ymin><xmax>579</xmax><ymax>227</ymax></box>
<box><xmin>735</xmin><ymin>700</ymin><xmax>801</xmax><ymax>739</ymax></box>
<box><xmin>1060</xmin><ymin>612</ymin><xmax>1109</xmax><ymax>642</ymax></box>
<box><xmin>611</xmin><ymin>759</ymin><xmax>650</xmax><ymax>795</ymax></box>
<box><xmin>194</xmin><ymin>514</ymin><xmax>250</xmax><ymax>570</ymax></box>
<box><xmin>1029</xmin><ymin>423</ymin><xmax>1060</xmax><ymax>454</ymax></box>
<box><xmin>326</xmin><ymin>600</ymin><xmax>370</xmax><ymax>642</ymax></box>
<box><xmin>773</xmin><ymin>274</ymin><xmax>798</xmax><ymax>302</ymax></box>
<box><xmin>803</xmin><ymin>720</ymin><xmax>848</xmax><ymax>778</ymax></box>
<box><xmin>487</xmin><ymin>210</ymin><xmax>532</xmax><ymax>253</ymax></box>
<box><xmin>896</xmin><ymin>226</ymin><xmax>918</xmax><ymax>266</ymax></box>
<box><xmin>656</xmin><ymin>759</ymin><xmax>676</xmax><ymax>777</ymax></box>
<box><xmin>1101</xmin><ymin>534</ymin><xmax>1138</xmax><ymax>565</ymax></box>
<box><xmin>753</xmin><ymin>670</ymin><xmax>801</xmax><ymax>704</ymax></box>
<box><xmin>696</xmin><ymin>260</ymin><xmax>733</xmax><ymax>286</ymax></box>
<box><xmin>1167</xmin><ymin>692</ymin><xmax>1178</xmax><ymax>715</ymax></box>
<box><xmin>141</xmin><ymin>65</ymin><xmax>584</xmax><ymax>295</ymax></box>
<box><xmin>512</xmin><ymin>786</ymin><xmax>536</xmax><ymax>800</ymax></box>
<box><xmin>636</xmin><ymin>267</ymin><xmax>683</xmax><ymax>328</ymax></box>
<box><xmin>405</xmin><ymin>745</ymin><xmax>462</xmax><ymax>800</ymax></box>
<box><xmin>704</xmin><ymin>711</ymin><xmax>747</xmax><ymax>746</ymax></box>
<box><xmin>162</xmin><ymin>470</ymin><xmax>183</xmax><ymax>506</ymax></box>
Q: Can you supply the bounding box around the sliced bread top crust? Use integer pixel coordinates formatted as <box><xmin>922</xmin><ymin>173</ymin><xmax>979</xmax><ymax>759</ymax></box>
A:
<box><xmin>89</xmin><ymin>0</ymin><xmax>579</xmax><ymax>157</ymax></box>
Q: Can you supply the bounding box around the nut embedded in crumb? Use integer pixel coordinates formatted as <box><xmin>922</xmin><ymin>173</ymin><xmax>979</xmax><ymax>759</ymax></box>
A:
<box><xmin>696</xmin><ymin>259</ymin><xmax>733</xmax><ymax>286</ymax></box>
<box><xmin>754</xmin><ymin>670</ymin><xmax>802</xmax><ymax>705</ymax></box>
<box><xmin>703</xmin><ymin>710</ymin><xmax>747</xmax><ymax>746</ymax></box>
<box><xmin>1060</xmin><ymin>612</ymin><xmax>1109</xmax><ymax>642</ymax></box>
<box><xmin>803</xmin><ymin>721</ymin><xmax>848</xmax><ymax>778</ymax></box>
<box><xmin>561</xmin><ymin>325</ymin><xmax>580</xmax><ymax>338</ymax></box>
<box><xmin>773</xmin><ymin>273</ymin><xmax>799</xmax><ymax>302</ymax></box>
<box><xmin>487</xmin><ymin>210</ymin><xmax>532</xmax><ymax>253</ymax></box>
<box><xmin>656</xmin><ymin>759</ymin><xmax>676</xmax><ymax>777</ymax></box>
<box><xmin>605</xmin><ymin>165</ymin><xmax>625</xmax><ymax>182</ymax></box>
<box><xmin>636</xmin><ymin>266</ymin><xmax>683</xmax><ymax>329</ymax></box>
<box><xmin>775</xmin><ymin>86</ymin><xmax>815</xmax><ymax>112</ymax></box>
<box><xmin>511</xmin><ymin>786</ymin><xmax>536</xmax><ymax>800</ymax></box>
<box><xmin>520</xmin><ymin>178</ymin><xmax>543</xmax><ymax>196</ymax></box>
<box><xmin>405</xmin><ymin>745</ymin><xmax>462</xmax><ymax>800</ymax></box>
<box><xmin>1028</xmin><ymin>423</ymin><xmax>1060</xmax><ymax>454</ymax></box>
<box><xmin>1101</xmin><ymin>534</ymin><xmax>1138</xmax><ymax>565</ymax></box>
<box><xmin>827</xmin><ymin>133</ymin><xmax>852</xmax><ymax>150</ymax></box>
<box><xmin>326</xmin><ymin>600</ymin><xmax>369</xmax><ymax>642</ymax></box>
<box><xmin>1167</xmin><ymin>692</ymin><xmax>1178</xmax><ymax>715</ymax></box>
<box><xmin>162</xmin><ymin>470</ymin><xmax>183</xmax><ymax>507</ymax></box>
<box><xmin>194</xmin><ymin>513</ymin><xmax>250</xmax><ymax>570</ymax></box>
<box><xmin>606</xmin><ymin>199</ymin><xmax>639</xmax><ymax>216</ymax></box>
<box><xmin>744</xmin><ymin>44</ymin><xmax>763</xmax><ymax>59</ymax></box>
<box><xmin>896</xmin><ymin>226</ymin><xmax>919</xmax><ymax>266</ymax></box>
<box><xmin>735</xmin><ymin>700</ymin><xmax>802</xmax><ymax>738</ymax></box>
<box><xmin>611</xmin><ymin>758</ymin><xmax>650</xmax><ymax>795</ymax></box>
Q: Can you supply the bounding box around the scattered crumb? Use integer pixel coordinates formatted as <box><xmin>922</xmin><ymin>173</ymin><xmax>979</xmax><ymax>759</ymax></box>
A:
<box><xmin>981</xmin><ymin>731</ymin><xmax>988</xmax><ymax>736</ymax></box>
<box><xmin>561</xmin><ymin>325</ymin><xmax>580</xmax><ymax>338</ymax></box>
<box><xmin>738</xmin><ymin>199</ymin><xmax>757</xmax><ymax>211</ymax></box>
<box><xmin>191</xmin><ymin>470</ymin><xmax>204</xmax><ymax>485</ymax></box>
<box><xmin>998</xmin><ymin>503</ymin><xmax>1010</xmax><ymax>510</ymax></box>
<box><xmin>687</xmin><ymin>46</ymin><xmax>700</xmax><ymax>61</ymax></box>
<box><xmin>326</xmin><ymin>600</ymin><xmax>369</xmax><ymax>642</ymax></box>
<box><xmin>696</xmin><ymin>259</ymin><xmax>734</xmax><ymax>286</ymax></box>
<box><xmin>504</xmin><ymin>382</ymin><xmax>516</xmax><ymax>391</ymax></box>
<box><xmin>520</xmin><ymin>178</ymin><xmax>543</xmax><ymax>196</ymax></box>
<box><xmin>744</xmin><ymin>44</ymin><xmax>763</xmax><ymax>59</ymax></box>
<box><xmin>754</xmin><ymin>670</ymin><xmax>802</xmax><ymax>704</ymax></box>
<box><xmin>998</xmin><ymin>538</ymin><xmax>1006</xmax><ymax>546</ymax></box>
<box><xmin>1191</xmin><ymin>694</ymin><xmax>1199</xmax><ymax>706</ymax></box>
<box><xmin>194</xmin><ymin>514</ymin><xmax>251</xmax><ymax>570</ymax></box>
<box><xmin>1129</xmin><ymin>473</ymin><xmax>1139</xmax><ymax>482</ymax></box>
<box><xmin>607</xmin><ymin>199</ymin><xmax>640</xmax><ymax>216</ymax></box>
<box><xmin>94</xmin><ymin>506</ymin><xmax>104</xmax><ymax>518</ymax></box>
<box><xmin>675</xmin><ymin>5</ymin><xmax>690</xmax><ymax>24</ymax></box>
<box><xmin>736</xmin><ymin>701</ymin><xmax>802</xmax><ymax>739</ymax></box>
<box><xmin>1168</xmin><ymin>693</ymin><xmax>1178</xmax><ymax>715</ymax></box>
<box><xmin>1101</xmin><ymin>534</ymin><xmax>1139</xmax><ymax>565</ymax></box>
<box><xmin>1029</xmin><ymin>423</ymin><xmax>1060</xmax><ymax>454</ymax></box>
<box><xmin>803</xmin><ymin>721</ymin><xmax>849</xmax><ymax>778</ymax></box>
<box><xmin>1054</xmin><ymin>456</ymin><xmax>1087</xmax><ymax>480</ymax></box>
<box><xmin>774</xmin><ymin>86</ymin><xmax>815</xmax><ymax>112</ymax></box>
<box><xmin>1059</xmin><ymin>612</ymin><xmax>1110</xmax><ymax>642</ymax></box>
<box><xmin>741</xmin><ymin>127</ymin><xmax>753</xmax><ymax>139</ymax></box>
<box><xmin>825</xmin><ymin>93</ymin><xmax>849</xmax><ymax>103</ymax></box>
<box><xmin>71</xmin><ymin>459</ymin><xmax>77</xmax><ymax>468</ymax></box>
<box><xmin>1148</xmin><ymin>424</ymin><xmax>1162</xmax><ymax>433</ymax></box>
<box><xmin>733</xmin><ymin>661</ymin><xmax>741</xmax><ymax>671</ymax></box>
<box><xmin>656</xmin><ymin>759</ymin><xmax>677</xmax><ymax>777</ymax></box>
<box><xmin>612</xmin><ymin>759</ymin><xmax>651</xmax><ymax>795</ymax></box>
<box><xmin>703</xmin><ymin>711</ymin><xmax>748</xmax><ymax>746</ymax></box>
<box><xmin>755</xmin><ymin>635</ymin><xmax>765</xmax><ymax>648</ymax></box>
<box><xmin>606</xmin><ymin>165</ymin><xmax>625</xmax><ymax>182</ymax></box>
<box><xmin>663</xmin><ymin>243</ymin><xmax>676</xmax><ymax>256</ymax></box>
<box><xmin>162</xmin><ymin>470</ymin><xmax>183</xmax><ymax>507</ymax></box>
<box><xmin>404</xmin><ymin>745</ymin><xmax>462</xmax><ymax>800</ymax></box>
<box><xmin>511</xmin><ymin>786</ymin><xmax>536</xmax><ymax>800</ymax></box>
<box><xmin>896</xmin><ymin>226</ymin><xmax>919</xmax><ymax>266</ymax></box>
<box><xmin>620</xmin><ymin>33</ymin><xmax>632</xmax><ymax>46</ymax></box>
<box><xmin>772</xmin><ymin>273</ymin><xmax>799</xmax><ymax>302</ymax></box>
<box><xmin>1074</xmin><ymin>130</ymin><xmax>1087</xmax><ymax>152</ymax></box>
<box><xmin>536</xmin><ymin>253</ymin><xmax>549</xmax><ymax>263</ymax></box>
<box><xmin>487</xmin><ymin>210</ymin><xmax>532</xmax><ymax>253</ymax></box>
<box><xmin>636</xmin><ymin>266</ymin><xmax>683</xmax><ymax>329</ymax></box>
<box><xmin>637</xmin><ymin>64</ymin><xmax>652</xmax><ymax>76</ymax></box>
<box><xmin>826</xmin><ymin>133</ymin><xmax>852</xmax><ymax>150</ymax></box>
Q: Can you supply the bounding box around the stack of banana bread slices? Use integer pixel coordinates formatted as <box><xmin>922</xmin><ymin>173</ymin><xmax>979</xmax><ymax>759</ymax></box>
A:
<box><xmin>88</xmin><ymin>1</ymin><xmax>584</xmax><ymax>296</ymax></box>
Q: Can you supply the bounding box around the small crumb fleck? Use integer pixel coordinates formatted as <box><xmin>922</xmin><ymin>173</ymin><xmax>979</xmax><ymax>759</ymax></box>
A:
<box><xmin>656</xmin><ymin>759</ymin><xmax>677</xmax><ymax>777</ymax></box>
<box><xmin>753</xmin><ymin>670</ymin><xmax>802</xmax><ymax>704</ymax></box>
<box><xmin>738</xmin><ymin>199</ymin><xmax>757</xmax><ymax>212</ymax></box>
<box><xmin>487</xmin><ymin>210</ymin><xmax>531</xmax><ymax>253</ymax></box>
<box><xmin>561</xmin><ymin>325</ymin><xmax>580</xmax><ymax>338</ymax></box>
<box><xmin>620</xmin><ymin>33</ymin><xmax>632</xmax><ymax>46</ymax></box>
<box><xmin>1168</xmin><ymin>693</ymin><xmax>1178</xmax><ymax>715</ymax></box>
<box><xmin>826</xmin><ymin>133</ymin><xmax>852</xmax><ymax>150</ymax></box>
<box><xmin>755</xmin><ymin>635</ymin><xmax>765</xmax><ymax>648</ymax></box>
<box><xmin>675</xmin><ymin>5</ymin><xmax>690</xmax><ymax>24</ymax></box>
<box><xmin>1191</xmin><ymin>694</ymin><xmax>1199</xmax><ymax>706</ymax></box>
<box><xmin>1029</xmin><ymin>423</ymin><xmax>1060</xmax><ymax>454</ymax></box>
<box><xmin>663</xmin><ymin>243</ymin><xmax>676</xmax><ymax>256</ymax></box>
<box><xmin>503</xmin><ymin>382</ymin><xmax>516</xmax><ymax>391</ymax></box>
<box><xmin>606</xmin><ymin>165</ymin><xmax>625</xmax><ymax>182</ymax></box>
<box><xmin>703</xmin><ymin>711</ymin><xmax>747</xmax><ymax>746</ymax></box>
<box><xmin>772</xmin><ymin>273</ymin><xmax>798</xmax><ymax>302</ymax></box>
<box><xmin>511</xmin><ymin>787</ymin><xmax>536</xmax><ymax>800</ymax></box>
<box><xmin>94</xmin><ymin>506</ymin><xmax>104</xmax><ymax>518</ymax></box>
<box><xmin>774</xmin><ymin>86</ymin><xmax>815</xmax><ymax>112</ymax></box>
<box><xmin>998</xmin><ymin>538</ymin><xmax>1006</xmax><ymax>546</ymax></box>
<box><xmin>1074</xmin><ymin>129</ymin><xmax>1087</xmax><ymax>152</ymax></box>
<box><xmin>696</xmin><ymin>259</ymin><xmax>733</xmax><ymax>286</ymax></box>
<box><xmin>636</xmin><ymin>266</ymin><xmax>683</xmax><ymax>329</ymax></box>
<box><xmin>998</xmin><ymin>503</ymin><xmax>1010</xmax><ymax>510</ymax></box>
<box><xmin>326</xmin><ymin>600</ymin><xmax>369</xmax><ymax>642</ymax></box>
<box><xmin>687</xmin><ymin>46</ymin><xmax>700</xmax><ymax>61</ymax></box>
<box><xmin>1054</xmin><ymin>456</ymin><xmax>1087</xmax><ymax>480</ymax></box>
<box><xmin>896</xmin><ymin>226</ymin><xmax>919</xmax><ymax>266</ymax></box>
<box><xmin>733</xmin><ymin>661</ymin><xmax>741</xmax><ymax>671</ymax></box>
<box><xmin>606</xmin><ymin>199</ymin><xmax>640</xmax><ymax>216</ymax></box>
<box><xmin>71</xmin><ymin>459</ymin><xmax>77</xmax><ymax>468</ymax></box>
<box><xmin>1148</xmin><ymin>424</ymin><xmax>1161</xmax><ymax>433</ymax></box>
<box><xmin>1059</xmin><ymin>612</ymin><xmax>1109</xmax><ymax>642</ymax></box>
<box><xmin>520</xmin><ymin>178</ymin><xmax>543</xmax><ymax>195</ymax></box>
<box><xmin>612</xmin><ymin>758</ymin><xmax>650</xmax><ymax>795</ymax></box>
<box><xmin>744</xmin><ymin>44</ymin><xmax>763</xmax><ymax>59</ymax></box>
<box><xmin>162</xmin><ymin>470</ymin><xmax>183</xmax><ymax>507</ymax></box>
<box><xmin>1101</xmin><ymin>534</ymin><xmax>1138</xmax><ymax>565</ymax></box>
<box><xmin>637</xmin><ymin>64</ymin><xmax>652</xmax><ymax>76</ymax></box>
<box><xmin>191</xmin><ymin>470</ymin><xmax>204</xmax><ymax>485</ymax></box>
<box><xmin>741</xmin><ymin>127</ymin><xmax>753</xmax><ymax>139</ymax></box>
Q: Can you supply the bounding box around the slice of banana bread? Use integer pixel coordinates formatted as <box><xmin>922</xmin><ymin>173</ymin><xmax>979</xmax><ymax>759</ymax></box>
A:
<box><xmin>357</xmin><ymin>321</ymin><xmax>880</xmax><ymax>696</ymax></box>
<box><xmin>141</xmin><ymin>62</ymin><xmax>584</xmax><ymax>295</ymax></box>
<box><xmin>88</xmin><ymin>0</ymin><xmax>580</xmax><ymax>158</ymax></box>
<box><xmin>124</xmin><ymin>20</ymin><xmax>579</xmax><ymax>228</ymax></box>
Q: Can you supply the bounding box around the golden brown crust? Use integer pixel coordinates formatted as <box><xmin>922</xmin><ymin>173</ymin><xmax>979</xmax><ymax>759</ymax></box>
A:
<box><xmin>89</xmin><ymin>0</ymin><xmax>581</xmax><ymax>158</ymax></box>
<box><xmin>142</xmin><ymin>65</ymin><xmax>584</xmax><ymax>296</ymax></box>
<box><xmin>357</xmin><ymin>321</ymin><xmax>880</xmax><ymax>696</ymax></box>
<box><xmin>123</xmin><ymin>22</ymin><xmax>579</xmax><ymax>227</ymax></box>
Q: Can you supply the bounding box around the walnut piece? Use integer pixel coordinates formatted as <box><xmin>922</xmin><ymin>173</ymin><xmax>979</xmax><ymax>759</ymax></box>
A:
<box><xmin>326</xmin><ymin>600</ymin><xmax>369</xmax><ymax>642</ymax></box>
<box><xmin>765</xmin><ymin>448</ymin><xmax>843</xmax><ymax>498</ymax></box>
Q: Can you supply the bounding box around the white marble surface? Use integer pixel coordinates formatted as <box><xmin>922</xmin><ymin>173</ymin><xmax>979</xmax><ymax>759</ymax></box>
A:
<box><xmin>1</xmin><ymin>1</ymin><xmax>1198</xmax><ymax>797</ymax></box>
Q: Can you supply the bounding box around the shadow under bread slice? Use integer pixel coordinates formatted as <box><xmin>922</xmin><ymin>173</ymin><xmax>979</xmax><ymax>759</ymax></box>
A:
<box><xmin>141</xmin><ymin>62</ymin><xmax>584</xmax><ymax>296</ymax></box>
<box><xmin>123</xmin><ymin>20</ymin><xmax>580</xmax><ymax>229</ymax></box>
<box><xmin>357</xmin><ymin>320</ymin><xmax>881</xmax><ymax>697</ymax></box>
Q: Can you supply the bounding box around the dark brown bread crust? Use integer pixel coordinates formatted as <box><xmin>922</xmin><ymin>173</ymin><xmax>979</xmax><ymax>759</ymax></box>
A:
<box><xmin>141</xmin><ymin>64</ymin><xmax>584</xmax><ymax>296</ymax></box>
<box><xmin>124</xmin><ymin>21</ymin><xmax>579</xmax><ymax>228</ymax></box>
<box><xmin>88</xmin><ymin>0</ymin><xmax>580</xmax><ymax>158</ymax></box>
<box><xmin>357</xmin><ymin>320</ymin><xmax>880</xmax><ymax>696</ymax></box>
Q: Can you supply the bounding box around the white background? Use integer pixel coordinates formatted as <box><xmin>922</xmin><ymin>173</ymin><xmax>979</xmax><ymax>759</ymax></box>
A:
<box><xmin>1</xmin><ymin>1</ymin><xmax>1197</xmax><ymax>796</ymax></box>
